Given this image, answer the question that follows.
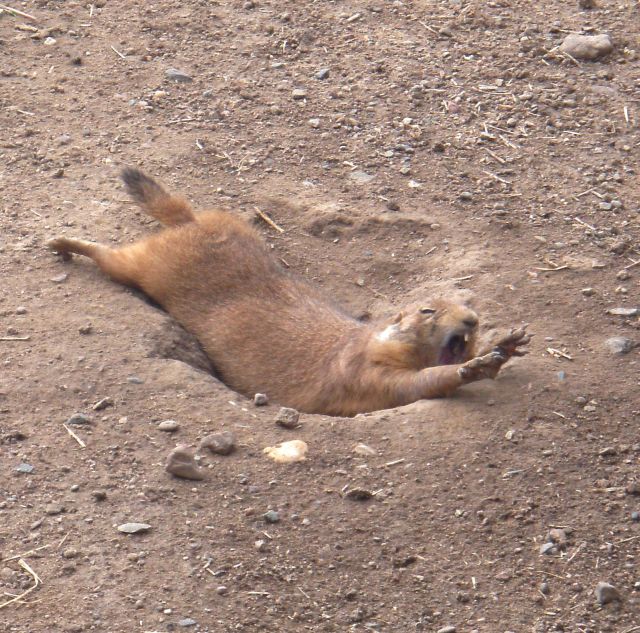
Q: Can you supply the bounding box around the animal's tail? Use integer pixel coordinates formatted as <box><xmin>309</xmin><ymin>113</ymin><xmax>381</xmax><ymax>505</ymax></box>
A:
<box><xmin>121</xmin><ymin>168</ymin><xmax>196</xmax><ymax>226</ymax></box>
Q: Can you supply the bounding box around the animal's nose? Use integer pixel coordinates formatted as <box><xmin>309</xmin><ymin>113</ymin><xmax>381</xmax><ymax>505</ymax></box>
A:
<box><xmin>462</xmin><ymin>315</ymin><xmax>478</xmax><ymax>329</ymax></box>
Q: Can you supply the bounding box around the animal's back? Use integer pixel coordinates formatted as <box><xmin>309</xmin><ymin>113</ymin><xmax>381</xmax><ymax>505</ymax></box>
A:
<box><xmin>131</xmin><ymin>210</ymin><xmax>361</xmax><ymax>409</ymax></box>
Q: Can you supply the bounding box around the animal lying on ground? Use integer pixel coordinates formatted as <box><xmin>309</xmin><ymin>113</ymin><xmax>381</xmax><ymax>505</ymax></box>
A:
<box><xmin>48</xmin><ymin>169</ymin><xmax>530</xmax><ymax>416</ymax></box>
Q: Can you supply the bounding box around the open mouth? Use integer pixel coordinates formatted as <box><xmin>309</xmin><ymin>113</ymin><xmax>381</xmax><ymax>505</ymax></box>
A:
<box><xmin>438</xmin><ymin>333</ymin><xmax>469</xmax><ymax>365</ymax></box>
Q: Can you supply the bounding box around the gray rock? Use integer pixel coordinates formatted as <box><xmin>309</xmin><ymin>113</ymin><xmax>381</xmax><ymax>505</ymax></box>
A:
<box><xmin>437</xmin><ymin>627</ymin><xmax>457</xmax><ymax>633</ymax></box>
<box><xmin>560</xmin><ymin>33</ymin><xmax>612</xmax><ymax>61</ymax></box>
<box><xmin>253</xmin><ymin>393</ymin><xmax>269</xmax><ymax>406</ymax></box>
<box><xmin>199</xmin><ymin>431</ymin><xmax>236</xmax><ymax>455</ymax></box>
<box><xmin>66</xmin><ymin>413</ymin><xmax>92</xmax><ymax>425</ymax></box>
<box><xmin>15</xmin><ymin>463</ymin><xmax>34</xmax><ymax>474</ymax></box>
<box><xmin>292</xmin><ymin>88</ymin><xmax>307</xmax><ymax>100</ymax></box>
<box><xmin>459</xmin><ymin>191</ymin><xmax>473</xmax><ymax>201</ymax></box>
<box><xmin>45</xmin><ymin>503</ymin><xmax>65</xmax><ymax>515</ymax></box>
<box><xmin>595</xmin><ymin>581</ymin><xmax>620</xmax><ymax>604</ymax></box>
<box><xmin>263</xmin><ymin>510</ymin><xmax>280</xmax><ymax>523</ymax></box>
<box><xmin>178</xmin><ymin>618</ymin><xmax>197</xmax><ymax>627</ymax></box>
<box><xmin>165</xmin><ymin>68</ymin><xmax>193</xmax><ymax>83</ymax></box>
<box><xmin>165</xmin><ymin>446</ymin><xmax>205</xmax><ymax>480</ymax></box>
<box><xmin>316</xmin><ymin>68</ymin><xmax>330</xmax><ymax>80</ymax></box>
<box><xmin>276</xmin><ymin>407</ymin><xmax>300</xmax><ymax>429</ymax></box>
<box><xmin>349</xmin><ymin>171</ymin><xmax>375</xmax><ymax>184</ymax></box>
<box><xmin>158</xmin><ymin>419</ymin><xmax>180</xmax><ymax>432</ymax></box>
<box><xmin>539</xmin><ymin>542</ymin><xmax>556</xmax><ymax>555</ymax></box>
<box><xmin>604</xmin><ymin>336</ymin><xmax>634</xmax><ymax>355</ymax></box>
<box><xmin>117</xmin><ymin>522</ymin><xmax>152</xmax><ymax>534</ymax></box>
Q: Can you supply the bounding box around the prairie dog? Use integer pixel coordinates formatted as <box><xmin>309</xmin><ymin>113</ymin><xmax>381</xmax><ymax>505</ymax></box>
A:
<box><xmin>48</xmin><ymin>169</ymin><xmax>529</xmax><ymax>416</ymax></box>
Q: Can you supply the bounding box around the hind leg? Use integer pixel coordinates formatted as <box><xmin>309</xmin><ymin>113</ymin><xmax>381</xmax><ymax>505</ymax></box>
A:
<box><xmin>47</xmin><ymin>237</ymin><xmax>142</xmax><ymax>287</ymax></box>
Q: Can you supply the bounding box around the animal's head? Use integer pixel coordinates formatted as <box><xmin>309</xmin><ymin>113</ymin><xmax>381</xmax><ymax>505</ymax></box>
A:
<box><xmin>371</xmin><ymin>298</ymin><xmax>479</xmax><ymax>369</ymax></box>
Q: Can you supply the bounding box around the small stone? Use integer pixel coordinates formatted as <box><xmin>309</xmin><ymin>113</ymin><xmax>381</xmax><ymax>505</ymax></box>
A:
<box><xmin>349</xmin><ymin>171</ymin><xmax>375</xmax><ymax>184</ymax></box>
<box><xmin>578</xmin><ymin>0</ymin><xmax>596</xmax><ymax>8</ymax></box>
<box><xmin>595</xmin><ymin>581</ymin><xmax>620</xmax><ymax>605</ymax></box>
<box><xmin>93</xmin><ymin>397</ymin><xmax>113</xmax><ymax>411</ymax></box>
<box><xmin>15</xmin><ymin>306</ymin><xmax>27</xmax><ymax>315</ymax></box>
<box><xmin>253</xmin><ymin>393</ymin><xmax>269</xmax><ymax>406</ymax></box>
<box><xmin>199</xmin><ymin>431</ymin><xmax>236</xmax><ymax>455</ymax></box>
<box><xmin>44</xmin><ymin>36</ymin><xmax>56</xmax><ymax>45</ymax></box>
<box><xmin>276</xmin><ymin>407</ymin><xmax>300</xmax><ymax>429</ymax></box>
<box><xmin>344</xmin><ymin>488</ymin><xmax>374</xmax><ymax>501</ymax></box>
<box><xmin>604</xmin><ymin>336</ymin><xmax>634</xmax><ymax>355</ymax></box>
<box><xmin>57</xmin><ymin>134</ymin><xmax>71</xmax><ymax>145</ymax></box>
<box><xmin>263</xmin><ymin>510</ymin><xmax>280</xmax><ymax>524</ymax></box>
<box><xmin>91</xmin><ymin>490</ymin><xmax>107</xmax><ymax>502</ymax></box>
<box><xmin>45</xmin><ymin>503</ymin><xmax>65</xmax><ymax>515</ymax></box>
<box><xmin>459</xmin><ymin>191</ymin><xmax>473</xmax><ymax>201</ymax></box>
<box><xmin>540</xmin><ymin>542</ymin><xmax>556</xmax><ymax>555</ymax></box>
<box><xmin>308</xmin><ymin>118</ymin><xmax>320</xmax><ymax>128</ymax></box>
<box><xmin>62</xmin><ymin>548</ymin><xmax>78</xmax><ymax>559</ymax></box>
<box><xmin>607</xmin><ymin>307</ymin><xmax>639</xmax><ymax>317</ymax></box>
<box><xmin>117</xmin><ymin>522</ymin><xmax>152</xmax><ymax>534</ymax></box>
<box><xmin>616</xmin><ymin>270</ymin><xmax>630</xmax><ymax>281</ymax></box>
<box><xmin>631</xmin><ymin>511</ymin><xmax>640</xmax><ymax>522</ymax></box>
<box><xmin>216</xmin><ymin>586</ymin><xmax>228</xmax><ymax>595</ymax></box>
<box><xmin>15</xmin><ymin>463</ymin><xmax>34</xmax><ymax>474</ymax></box>
<box><xmin>316</xmin><ymin>68</ymin><xmax>330</xmax><ymax>80</ymax></box>
<box><xmin>548</xmin><ymin>528</ymin><xmax>568</xmax><ymax>548</ymax></box>
<box><xmin>255</xmin><ymin>539</ymin><xmax>267</xmax><ymax>552</ymax></box>
<box><xmin>263</xmin><ymin>439</ymin><xmax>308</xmax><ymax>463</ymax></box>
<box><xmin>386</xmin><ymin>200</ymin><xmax>400</xmax><ymax>211</ymax></box>
<box><xmin>165</xmin><ymin>68</ymin><xmax>193</xmax><ymax>83</ymax></box>
<box><xmin>437</xmin><ymin>627</ymin><xmax>457</xmax><ymax>633</ymax></box>
<box><xmin>78</xmin><ymin>324</ymin><xmax>92</xmax><ymax>335</ymax></box>
<box><xmin>599</xmin><ymin>446</ymin><xmax>617</xmax><ymax>457</ymax></box>
<box><xmin>292</xmin><ymin>88</ymin><xmax>307</xmax><ymax>100</ymax></box>
<box><xmin>625</xmin><ymin>482</ymin><xmax>640</xmax><ymax>495</ymax></box>
<box><xmin>158</xmin><ymin>420</ymin><xmax>180</xmax><ymax>433</ymax></box>
<box><xmin>70</xmin><ymin>484</ymin><xmax>80</xmax><ymax>492</ymax></box>
<box><xmin>51</xmin><ymin>273</ymin><xmax>68</xmax><ymax>284</ymax></box>
<box><xmin>178</xmin><ymin>618</ymin><xmax>197</xmax><ymax>627</ymax></box>
<box><xmin>127</xmin><ymin>375</ymin><xmax>144</xmax><ymax>384</ymax></box>
<box><xmin>354</xmin><ymin>443</ymin><xmax>377</xmax><ymax>456</ymax></box>
<box><xmin>581</xmin><ymin>287</ymin><xmax>595</xmax><ymax>296</ymax></box>
<box><xmin>560</xmin><ymin>33</ymin><xmax>613</xmax><ymax>61</ymax></box>
<box><xmin>540</xmin><ymin>582</ymin><xmax>550</xmax><ymax>595</ymax></box>
<box><xmin>165</xmin><ymin>446</ymin><xmax>205</xmax><ymax>480</ymax></box>
<box><xmin>66</xmin><ymin>413</ymin><xmax>91</xmax><ymax>425</ymax></box>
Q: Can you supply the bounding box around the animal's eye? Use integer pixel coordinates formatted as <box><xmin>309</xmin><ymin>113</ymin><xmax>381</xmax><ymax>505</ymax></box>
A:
<box><xmin>419</xmin><ymin>307</ymin><xmax>436</xmax><ymax>315</ymax></box>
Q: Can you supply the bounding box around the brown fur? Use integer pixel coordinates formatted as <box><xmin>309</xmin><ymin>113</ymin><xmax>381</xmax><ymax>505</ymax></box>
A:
<box><xmin>47</xmin><ymin>169</ymin><xmax>529</xmax><ymax>416</ymax></box>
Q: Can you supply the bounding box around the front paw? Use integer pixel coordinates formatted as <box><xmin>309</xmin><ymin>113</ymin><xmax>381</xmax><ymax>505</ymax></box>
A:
<box><xmin>457</xmin><ymin>350</ymin><xmax>506</xmax><ymax>383</ymax></box>
<box><xmin>492</xmin><ymin>326</ymin><xmax>531</xmax><ymax>359</ymax></box>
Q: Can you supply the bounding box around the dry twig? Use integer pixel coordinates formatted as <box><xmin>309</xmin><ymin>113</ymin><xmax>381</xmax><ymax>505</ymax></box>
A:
<box><xmin>0</xmin><ymin>559</ymin><xmax>42</xmax><ymax>610</ymax></box>
<box><xmin>0</xmin><ymin>3</ymin><xmax>37</xmax><ymax>21</ymax></box>
<box><xmin>63</xmin><ymin>424</ymin><xmax>86</xmax><ymax>448</ymax></box>
<box><xmin>254</xmin><ymin>207</ymin><xmax>284</xmax><ymax>233</ymax></box>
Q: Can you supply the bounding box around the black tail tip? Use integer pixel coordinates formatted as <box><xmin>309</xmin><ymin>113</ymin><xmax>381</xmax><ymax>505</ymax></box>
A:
<box><xmin>121</xmin><ymin>167</ymin><xmax>158</xmax><ymax>201</ymax></box>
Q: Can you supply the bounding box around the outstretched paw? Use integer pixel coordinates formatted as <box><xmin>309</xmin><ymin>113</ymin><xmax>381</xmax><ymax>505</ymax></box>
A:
<box><xmin>492</xmin><ymin>326</ymin><xmax>531</xmax><ymax>359</ymax></box>
<box><xmin>457</xmin><ymin>350</ymin><xmax>506</xmax><ymax>383</ymax></box>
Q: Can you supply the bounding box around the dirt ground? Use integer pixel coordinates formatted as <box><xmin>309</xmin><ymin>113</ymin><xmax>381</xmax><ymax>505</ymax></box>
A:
<box><xmin>1</xmin><ymin>1</ymin><xmax>639</xmax><ymax>631</ymax></box>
